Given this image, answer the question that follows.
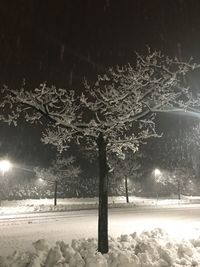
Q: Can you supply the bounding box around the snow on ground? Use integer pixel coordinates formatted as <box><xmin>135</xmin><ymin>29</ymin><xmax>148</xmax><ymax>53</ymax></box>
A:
<box><xmin>1</xmin><ymin>205</ymin><xmax>200</xmax><ymax>264</ymax></box>
<box><xmin>1</xmin><ymin>197</ymin><xmax>200</xmax><ymax>266</ymax></box>
<box><xmin>0</xmin><ymin>195</ymin><xmax>198</xmax><ymax>215</ymax></box>
<box><xmin>1</xmin><ymin>228</ymin><xmax>200</xmax><ymax>266</ymax></box>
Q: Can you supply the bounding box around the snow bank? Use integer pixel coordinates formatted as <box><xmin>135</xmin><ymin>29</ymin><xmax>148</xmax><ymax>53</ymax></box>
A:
<box><xmin>1</xmin><ymin>228</ymin><xmax>200</xmax><ymax>267</ymax></box>
<box><xmin>0</xmin><ymin>196</ymin><xmax>196</xmax><ymax>215</ymax></box>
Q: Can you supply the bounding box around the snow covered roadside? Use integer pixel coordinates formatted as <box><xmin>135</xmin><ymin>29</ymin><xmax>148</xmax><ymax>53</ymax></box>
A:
<box><xmin>0</xmin><ymin>196</ymin><xmax>198</xmax><ymax>215</ymax></box>
<box><xmin>1</xmin><ymin>228</ymin><xmax>200</xmax><ymax>267</ymax></box>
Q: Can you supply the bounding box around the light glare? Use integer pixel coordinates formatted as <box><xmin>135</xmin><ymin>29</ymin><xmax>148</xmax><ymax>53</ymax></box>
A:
<box><xmin>0</xmin><ymin>160</ymin><xmax>12</xmax><ymax>174</ymax></box>
<box><xmin>154</xmin><ymin>168</ymin><xmax>161</xmax><ymax>176</ymax></box>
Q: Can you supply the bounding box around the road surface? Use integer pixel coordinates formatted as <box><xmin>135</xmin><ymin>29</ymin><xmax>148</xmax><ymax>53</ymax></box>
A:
<box><xmin>1</xmin><ymin>204</ymin><xmax>200</xmax><ymax>256</ymax></box>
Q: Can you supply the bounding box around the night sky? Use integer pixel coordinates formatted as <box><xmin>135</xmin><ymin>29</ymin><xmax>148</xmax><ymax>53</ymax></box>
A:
<box><xmin>1</xmin><ymin>0</ymin><xmax>200</xmax><ymax>167</ymax></box>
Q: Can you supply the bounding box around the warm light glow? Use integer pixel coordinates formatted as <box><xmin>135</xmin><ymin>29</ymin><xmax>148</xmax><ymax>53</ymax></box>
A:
<box><xmin>0</xmin><ymin>160</ymin><xmax>12</xmax><ymax>175</ymax></box>
<box><xmin>124</xmin><ymin>178</ymin><xmax>130</xmax><ymax>182</ymax></box>
<box><xmin>154</xmin><ymin>168</ymin><xmax>161</xmax><ymax>176</ymax></box>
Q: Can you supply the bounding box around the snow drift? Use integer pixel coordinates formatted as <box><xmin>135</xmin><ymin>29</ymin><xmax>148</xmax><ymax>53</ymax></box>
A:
<box><xmin>1</xmin><ymin>228</ymin><xmax>200</xmax><ymax>267</ymax></box>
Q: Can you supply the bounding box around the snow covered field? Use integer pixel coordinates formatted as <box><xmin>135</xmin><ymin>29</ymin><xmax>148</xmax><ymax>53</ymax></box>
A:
<box><xmin>0</xmin><ymin>195</ymin><xmax>198</xmax><ymax>215</ymax></box>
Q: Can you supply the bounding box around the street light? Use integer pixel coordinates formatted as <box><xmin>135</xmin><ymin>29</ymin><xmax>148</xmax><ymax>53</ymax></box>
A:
<box><xmin>0</xmin><ymin>159</ymin><xmax>12</xmax><ymax>206</ymax></box>
<box><xmin>154</xmin><ymin>168</ymin><xmax>161</xmax><ymax>177</ymax></box>
<box><xmin>154</xmin><ymin>168</ymin><xmax>161</xmax><ymax>201</ymax></box>
<box><xmin>0</xmin><ymin>160</ymin><xmax>12</xmax><ymax>176</ymax></box>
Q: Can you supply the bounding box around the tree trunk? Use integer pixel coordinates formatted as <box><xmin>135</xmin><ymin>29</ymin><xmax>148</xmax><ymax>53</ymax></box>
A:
<box><xmin>177</xmin><ymin>180</ymin><xmax>181</xmax><ymax>200</ymax></box>
<box><xmin>54</xmin><ymin>180</ymin><xmax>58</xmax><ymax>206</ymax></box>
<box><xmin>97</xmin><ymin>132</ymin><xmax>108</xmax><ymax>254</ymax></box>
<box><xmin>124</xmin><ymin>176</ymin><xmax>129</xmax><ymax>203</ymax></box>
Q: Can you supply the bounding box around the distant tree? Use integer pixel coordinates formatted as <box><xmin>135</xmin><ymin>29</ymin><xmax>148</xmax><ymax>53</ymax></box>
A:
<box><xmin>35</xmin><ymin>156</ymin><xmax>80</xmax><ymax>206</ymax></box>
<box><xmin>186</xmin><ymin>123</ymin><xmax>200</xmax><ymax>178</ymax></box>
<box><xmin>151</xmin><ymin>123</ymin><xmax>196</xmax><ymax>199</ymax></box>
<box><xmin>109</xmin><ymin>153</ymin><xmax>143</xmax><ymax>203</ymax></box>
<box><xmin>0</xmin><ymin>50</ymin><xmax>198</xmax><ymax>253</ymax></box>
<box><xmin>153</xmin><ymin>167</ymin><xmax>195</xmax><ymax>199</ymax></box>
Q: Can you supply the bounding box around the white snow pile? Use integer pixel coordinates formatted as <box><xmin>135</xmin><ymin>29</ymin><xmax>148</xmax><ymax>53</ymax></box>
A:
<box><xmin>1</xmin><ymin>228</ymin><xmax>200</xmax><ymax>267</ymax></box>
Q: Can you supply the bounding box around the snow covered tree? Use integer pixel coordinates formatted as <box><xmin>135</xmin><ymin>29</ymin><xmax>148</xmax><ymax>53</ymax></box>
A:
<box><xmin>151</xmin><ymin>123</ymin><xmax>196</xmax><ymax>199</ymax></box>
<box><xmin>153</xmin><ymin>168</ymin><xmax>195</xmax><ymax>199</ymax></box>
<box><xmin>186</xmin><ymin>122</ymin><xmax>200</xmax><ymax>178</ymax></box>
<box><xmin>109</xmin><ymin>152</ymin><xmax>143</xmax><ymax>203</ymax></box>
<box><xmin>35</xmin><ymin>156</ymin><xmax>80</xmax><ymax>206</ymax></box>
<box><xmin>0</xmin><ymin>50</ymin><xmax>198</xmax><ymax>253</ymax></box>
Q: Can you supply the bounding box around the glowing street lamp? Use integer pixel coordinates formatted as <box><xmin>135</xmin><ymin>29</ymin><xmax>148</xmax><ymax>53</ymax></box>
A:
<box><xmin>0</xmin><ymin>159</ymin><xmax>12</xmax><ymax>206</ymax></box>
<box><xmin>0</xmin><ymin>160</ymin><xmax>12</xmax><ymax>176</ymax></box>
<box><xmin>154</xmin><ymin>168</ymin><xmax>161</xmax><ymax>177</ymax></box>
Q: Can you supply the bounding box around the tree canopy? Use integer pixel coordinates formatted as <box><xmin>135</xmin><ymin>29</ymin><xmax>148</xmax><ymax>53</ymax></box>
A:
<box><xmin>1</xmin><ymin>50</ymin><xmax>198</xmax><ymax>155</ymax></box>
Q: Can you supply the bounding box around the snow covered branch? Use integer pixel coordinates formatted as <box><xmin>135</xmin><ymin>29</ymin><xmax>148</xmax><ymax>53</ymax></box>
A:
<box><xmin>0</xmin><ymin>50</ymin><xmax>199</xmax><ymax>154</ymax></box>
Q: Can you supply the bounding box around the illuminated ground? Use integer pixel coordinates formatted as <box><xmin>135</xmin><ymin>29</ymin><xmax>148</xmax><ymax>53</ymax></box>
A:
<box><xmin>0</xmin><ymin>204</ymin><xmax>200</xmax><ymax>257</ymax></box>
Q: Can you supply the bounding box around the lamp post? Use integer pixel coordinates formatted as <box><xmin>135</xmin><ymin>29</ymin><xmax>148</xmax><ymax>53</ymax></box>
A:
<box><xmin>154</xmin><ymin>168</ymin><xmax>161</xmax><ymax>201</ymax></box>
<box><xmin>0</xmin><ymin>160</ymin><xmax>12</xmax><ymax>206</ymax></box>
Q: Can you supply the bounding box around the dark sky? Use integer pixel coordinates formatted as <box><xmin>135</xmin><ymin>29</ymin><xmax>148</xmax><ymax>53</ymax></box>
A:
<box><xmin>1</xmin><ymin>0</ymin><xmax>200</xmax><ymax>86</ymax></box>
<box><xmin>1</xmin><ymin>0</ymin><xmax>200</xmax><ymax>166</ymax></box>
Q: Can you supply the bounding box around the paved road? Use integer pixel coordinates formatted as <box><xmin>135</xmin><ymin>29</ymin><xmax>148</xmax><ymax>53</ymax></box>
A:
<box><xmin>0</xmin><ymin>204</ymin><xmax>200</xmax><ymax>256</ymax></box>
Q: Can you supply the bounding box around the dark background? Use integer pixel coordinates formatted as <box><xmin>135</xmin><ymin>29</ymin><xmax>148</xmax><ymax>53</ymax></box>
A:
<box><xmin>0</xmin><ymin>0</ymin><xmax>200</xmax><ymax>169</ymax></box>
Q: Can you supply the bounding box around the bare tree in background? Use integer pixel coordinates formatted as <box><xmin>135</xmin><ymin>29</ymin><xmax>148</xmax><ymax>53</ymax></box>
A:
<box><xmin>35</xmin><ymin>156</ymin><xmax>80</xmax><ymax>206</ymax></box>
<box><xmin>109</xmin><ymin>153</ymin><xmax>143</xmax><ymax>203</ymax></box>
